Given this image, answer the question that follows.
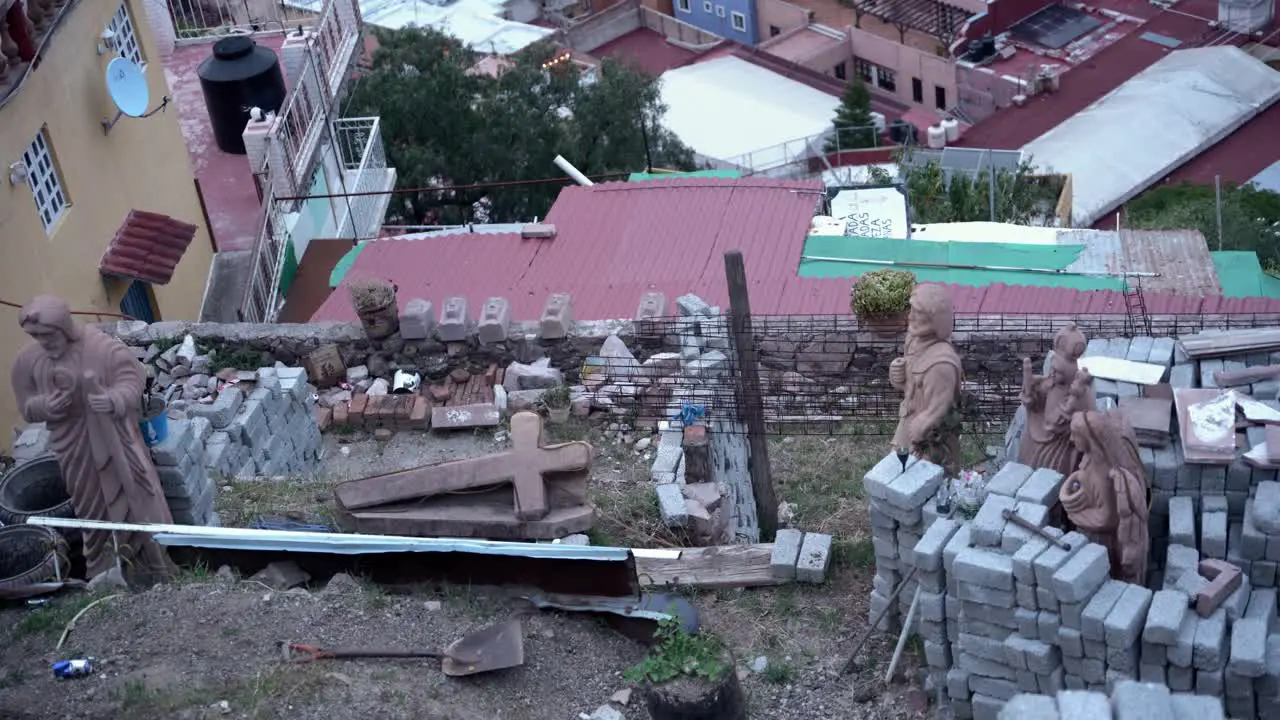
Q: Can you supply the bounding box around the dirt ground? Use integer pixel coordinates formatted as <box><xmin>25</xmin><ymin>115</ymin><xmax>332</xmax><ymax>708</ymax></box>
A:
<box><xmin>0</xmin><ymin>421</ymin><xmax>998</xmax><ymax>719</ymax></box>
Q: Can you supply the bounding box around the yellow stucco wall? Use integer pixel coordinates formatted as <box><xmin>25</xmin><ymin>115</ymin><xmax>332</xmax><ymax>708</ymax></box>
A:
<box><xmin>0</xmin><ymin>0</ymin><xmax>214</xmax><ymax>450</ymax></box>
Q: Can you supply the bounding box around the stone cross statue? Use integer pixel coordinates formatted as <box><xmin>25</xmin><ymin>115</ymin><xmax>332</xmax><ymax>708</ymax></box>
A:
<box><xmin>1018</xmin><ymin>322</ymin><xmax>1096</xmax><ymax>477</ymax></box>
<box><xmin>1059</xmin><ymin>409</ymin><xmax>1150</xmax><ymax>585</ymax></box>
<box><xmin>888</xmin><ymin>284</ymin><xmax>963</xmax><ymax>477</ymax></box>
<box><xmin>11</xmin><ymin>295</ymin><xmax>176</xmax><ymax>586</ymax></box>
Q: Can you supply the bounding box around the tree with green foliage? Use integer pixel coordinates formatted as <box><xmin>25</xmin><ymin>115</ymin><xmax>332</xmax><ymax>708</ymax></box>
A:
<box><xmin>345</xmin><ymin>28</ymin><xmax>697</xmax><ymax>224</ymax></box>
<box><xmin>824</xmin><ymin>79</ymin><xmax>878</xmax><ymax>154</ymax></box>
<box><xmin>1125</xmin><ymin>181</ymin><xmax>1280</xmax><ymax>270</ymax></box>
<box><xmin>866</xmin><ymin>150</ymin><xmax>1065</xmax><ymax>226</ymax></box>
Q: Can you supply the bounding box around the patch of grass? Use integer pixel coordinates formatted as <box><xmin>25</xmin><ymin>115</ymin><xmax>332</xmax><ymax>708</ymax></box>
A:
<box><xmin>0</xmin><ymin>666</ymin><xmax>26</xmax><ymax>689</ymax></box>
<box><xmin>13</xmin><ymin>593</ymin><xmax>96</xmax><ymax>637</ymax></box>
<box><xmin>588</xmin><ymin>483</ymin><xmax>668</xmax><ymax>548</ymax></box>
<box><xmin>215</xmin><ymin>476</ymin><xmax>335</xmax><ymax>528</ymax></box>
<box><xmin>113</xmin><ymin>664</ymin><xmax>327</xmax><ymax>720</ymax></box>
<box><xmin>761</xmin><ymin>660</ymin><xmax>796</xmax><ymax>685</ymax></box>
<box><xmin>832</xmin><ymin>537</ymin><xmax>876</xmax><ymax>570</ymax></box>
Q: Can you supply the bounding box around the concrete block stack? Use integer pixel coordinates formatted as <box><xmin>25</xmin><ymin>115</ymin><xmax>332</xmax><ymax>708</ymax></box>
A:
<box><xmin>188</xmin><ymin>366</ymin><xmax>323</xmax><ymax>480</ymax></box>
<box><xmin>863</xmin><ymin>453</ymin><xmax>946</xmax><ymax>636</ymax></box>
<box><xmin>148</xmin><ymin>415</ymin><xmax>218</xmax><ymax>526</ymax></box>
<box><xmin>998</xmin><ymin>680</ymin><xmax>1226</xmax><ymax>720</ymax></box>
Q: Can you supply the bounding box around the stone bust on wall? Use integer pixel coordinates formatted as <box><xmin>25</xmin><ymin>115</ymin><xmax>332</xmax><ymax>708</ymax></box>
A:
<box><xmin>1059</xmin><ymin>409</ymin><xmax>1150</xmax><ymax>585</ymax></box>
<box><xmin>11</xmin><ymin>295</ymin><xmax>176</xmax><ymax>586</ymax></box>
<box><xmin>888</xmin><ymin>284</ymin><xmax>963</xmax><ymax>477</ymax></box>
<box><xmin>1019</xmin><ymin>322</ymin><xmax>1096</xmax><ymax>478</ymax></box>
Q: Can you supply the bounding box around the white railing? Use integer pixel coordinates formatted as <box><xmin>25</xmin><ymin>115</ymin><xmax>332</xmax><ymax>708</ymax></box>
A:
<box><xmin>238</xmin><ymin>0</ymin><xmax>361</xmax><ymax>323</ymax></box>
<box><xmin>169</xmin><ymin>0</ymin><xmax>295</xmax><ymax>42</ymax></box>
<box><xmin>333</xmin><ymin>117</ymin><xmax>389</xmax><ymax>239</ymax></box>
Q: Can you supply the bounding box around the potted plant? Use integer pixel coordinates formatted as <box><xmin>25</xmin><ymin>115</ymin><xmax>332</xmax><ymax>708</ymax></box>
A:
<box><xmin>542</xmin><ymin>385</ymin><xmax>572</xmax><ymax>424</ymax></box>
<box><xmin>851</xmin><ymin>269</ymin><xmax>916</xmax><ymax>337</ymax></box>
<box><xmin>347</xmin><ymin>275</ymin><xmax>399</xmax><ymax>341</ymax></box>
<box><xmin>624</xmin><ymin>618</ymin><xmax>746</xmax><ymax>720</ymax></box>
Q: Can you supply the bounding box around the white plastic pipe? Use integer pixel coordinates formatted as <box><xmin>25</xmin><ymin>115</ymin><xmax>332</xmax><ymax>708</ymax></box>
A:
<box><xmin>553</xmin><ymin>155</ymin><xmax>594</xmax><ymax>186</ymax></box>
<box><xmin>886</xmin><ymin>585</ymin><xmax>922</xmax><ymax>683</ymax></box>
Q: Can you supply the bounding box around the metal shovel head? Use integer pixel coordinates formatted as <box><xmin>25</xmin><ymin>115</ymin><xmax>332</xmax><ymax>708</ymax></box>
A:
<box><xmin>441</xmin><ymin>619</ymin><xmax>525</xmax><ymax>677</ymax></box>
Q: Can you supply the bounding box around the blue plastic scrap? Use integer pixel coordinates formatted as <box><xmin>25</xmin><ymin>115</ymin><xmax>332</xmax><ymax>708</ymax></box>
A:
<box><xmin>673</xmin><ymin>403</ymin><xmax>706</xmax><ymax>427</ymax></box>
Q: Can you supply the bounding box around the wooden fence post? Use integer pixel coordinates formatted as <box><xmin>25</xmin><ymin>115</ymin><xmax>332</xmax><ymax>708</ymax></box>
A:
<box><xmin>723</xmin><ymin>250</ymin><xmax>779</xmax><ymax>540</ymax></box>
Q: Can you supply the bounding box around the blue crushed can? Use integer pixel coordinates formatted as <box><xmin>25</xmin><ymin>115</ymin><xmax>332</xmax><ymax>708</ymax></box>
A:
<box><xmin>52</xmin><ymin>658</ymin><xmax>94</xmax><ymax>679</ymax></box>
<box><xmin>26</xmin><ymin>598</ymin><xmax>50</xmax><ymax>608</ymax></box>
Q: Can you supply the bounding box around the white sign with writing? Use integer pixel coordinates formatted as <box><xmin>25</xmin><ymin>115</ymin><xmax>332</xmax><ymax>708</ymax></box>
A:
<box><xmin>830</xmin><ymin>188</ymin><xmax>908</xmax><ymax>239</ymax></box>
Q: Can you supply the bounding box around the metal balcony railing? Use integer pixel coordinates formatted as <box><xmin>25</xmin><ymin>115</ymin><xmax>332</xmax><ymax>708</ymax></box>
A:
<box><xmin>332</xmin><ymin>116</ymin><xmax>389</xmax><ymax>239</ymax></box>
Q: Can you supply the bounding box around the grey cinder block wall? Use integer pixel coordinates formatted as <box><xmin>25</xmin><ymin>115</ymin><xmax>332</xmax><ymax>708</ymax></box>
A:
<box><xmin>868</xmin><ymin>333</ymin><xmax>1280</xmax><ymax>719</ymax></box>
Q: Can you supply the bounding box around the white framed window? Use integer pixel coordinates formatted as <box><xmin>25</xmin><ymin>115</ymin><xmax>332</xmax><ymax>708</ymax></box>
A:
<box><xmin>676</xmin><ymin>0</ymin><xmax>690</xmax><ymax>11</ymax></box>
<box><xmin>731</xmin><ymin>10</ymin><xmax>746</xmax><ymax>30</ymax></box>
<box><xmin>23</xmin><ymin>128</ymin><xmax>69</xmax><ymax>234</ymax></box>
<box><xmin>107</xmin><ymin>1</ymin><xmax>144</xmax><ymax>67</ymax></box>
<box><xmin>702</xmin><ymin>1</ymin><xmax>712</xmax><ymax>11</ymax></box>
<box><xmin>715</xmin><ymin>5</ymin><xmax>726</xmax><ymax>17</ymax></box>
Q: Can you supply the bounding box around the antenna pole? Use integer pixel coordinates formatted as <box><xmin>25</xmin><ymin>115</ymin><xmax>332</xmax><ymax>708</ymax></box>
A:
<box><xmin>987</xmin><ymin>148</ymin><xmax>996</xmax><ymax>222</ymax></box>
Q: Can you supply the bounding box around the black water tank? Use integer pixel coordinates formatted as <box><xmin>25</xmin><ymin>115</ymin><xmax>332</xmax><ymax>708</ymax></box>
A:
<box><xmin>198</xmin><ymin>36</ymin><xmax>287</xmax><ymax>155</ymax></box>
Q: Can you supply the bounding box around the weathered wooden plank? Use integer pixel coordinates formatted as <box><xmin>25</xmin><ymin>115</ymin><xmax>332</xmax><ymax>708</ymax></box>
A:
<box><xmin>633</xmin><ymin>543</ymin><xmax>785</xmax><ymax>589</ymax></box>
<box><xmin>1179</xmin><ymin>330</ymin><xmax>1280</xmax><ymax>359</ymax></box>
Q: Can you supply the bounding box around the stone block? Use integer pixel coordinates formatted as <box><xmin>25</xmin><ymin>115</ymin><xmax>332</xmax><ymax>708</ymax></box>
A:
<box><xmin>675</xmin><ymin>293</ymin><xmax>711</xmax><ymax>317</ymax></box>
<box><xmin>998</xmin><ymin>694</ymin><xmax>1059</xmax><ymax>719</ymax></box>
<box><xmin>655</xmin><ymin>483</ymin><xmax>687</xmax><ymax>528</ymax></box>
<box><xmin>770</xmin><ymin>528</ymin><xmax>803</xmax><ymax>580</ymax></box>
<box><xmin>971</xmin><ymin>493</ymin><xmax>1017</xmax><ymax>547</ymax></box>
<box><xmin>635</xmin><ymin>292</ymin><xmax>666</xmax><ymax>322</ymax></box>
<box><xmin>188</xmin><ymin>387</ymin><xmax>244</xmax><ymax>428</ymax></box>
<box><xmin>1168</xmin><ymin>496</ymin><xmax>1197</xmax><ymax>549</ymax></box>
<box><xmin>1242</xmin><ymin>500</ymin><xmax>1268</xmax><ymax>560</ymax></box>
<box><xmin>1201</xmin><ymin>506</ymin><xmax>1228</xmax><ymax>559</ymax></box>
<box><xmin>796</xmin><ymin>532</ymin><xmax>832</xmax><ymax>583</ymax></box>
<box><xmin>539</xmin><ymin>293</ymin><xmax>573</xmax><ymax>340</ymax></box>
<box><xmin>1104</xmin><ymin>584</ymin><xmax>1154</xmax><ymax>648</ymax></box>
<box><xmin>1168</xmin><ymin>612</ymin><xmax>1197</xmax><ymax>667</ymax></box>
<box><xmin>1167</xmin><ymin>694</ymin><xmax>1225</xmax><ymax>720</ymax></box>
<box><xmin>1245</xmin><ymin>587</ymin><xmax>1277</xmax><ymax>631</ymax></box>
<box><xmin>436</xmin><ymin>296</ymin><xmax>469</xmax><ymax>342</ymax></box>
<box><xmin>1144</xmin><ymin>589</ymin><xmax>1191</xmax><ymax>645</ymax></box>
<box><xmin>149</xmin><ymin>418</ymin><xmax>194</xmax><ymax>467</ymax></box>
<box><xmin>987</xmin><ymin>462</ymin><xmax>1033</xmax><ymax>498</ymax></box>
<box><xmin>476</xmin><ymin>297</ymin><xmax>511</xmax><ymax>344</ymax></box>
<box><xmin>1254</xmin><ymin>481</ymin><xmax>1280</xmax><ymax>534</ymax></box>
<box><xmin>1034</xmin><ymin>531</ymin><xmax>1088</xmax><ymax>587</ymax></box>
<box><xmin>1227</xmin><ymin>616</ymin><xmax>1267</xmax><ymax>677</ymax></box>
<box><xmin>1111</xmin><ymin>680</ymin><xmax>1172</xmax><ymax>720</ymax></box>
<box><xmin>1081</xmin><ymin>580</ymin><xmax>1128</xmax><ymax>641</ymax></box>
<box><xmin>1012</xmin><ymin>531</ymin><xmax>1057</xmax><ymax>584</ymax></box>
<box><xmin>953</xmin><ymin>547</ymin><xmax>1015</xmax><ymax>590</ymax></box>
<box><xmin>1052</xmin><ymin>543</ymin><xmax>1111</xmax><ymax>603</ymax></box>
<box><xmin>883</xmin><ymin>459</ymin><xmax>944</xmax><ymax>511</ymax></box>
<box><xmin>913</xmin><ymin>517</ymin><xmax>960</xmax><ymax>572</ymax></box>
<box><xmin>398</xmin><ymin>298</ymin><xmax>434</xmax><ymax>340</ymax></box>
<box><xmin>1192</xmin><ymin>608</ymin><xmax>1227</xmax><ymax>671</ymax></box>
<box><xmin>1015</xmin><ymin>468</ymin><xmax>1064</xmax><ymax>506</ymax></box>
<box><xmin>863</xmin><ymin>453</ymin><xmax>904</xmax><ymax>501</ymax></box>
<box><xmin>1055</xmin><ymin>690</ymin><xmax>1110</xmax><ymax>720</ymax></box>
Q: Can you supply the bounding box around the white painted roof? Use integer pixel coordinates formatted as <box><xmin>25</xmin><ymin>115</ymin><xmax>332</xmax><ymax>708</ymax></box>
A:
<box><xmin>287</xmin><ymin>0</ymin><xmax>553</xmax><ymax>54</ymax></box>
<box><xmin>658</xmin><ymin>56</ymin><xmax>841</xmax><ymax>170</ymax></box>
<box><xmin>1022</xmin><ymin>46</ymin><xmax>1280</xmax><ymax>227</ymax></box>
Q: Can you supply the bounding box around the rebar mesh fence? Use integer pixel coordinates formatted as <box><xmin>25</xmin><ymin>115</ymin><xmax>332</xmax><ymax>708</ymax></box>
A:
<box><xmin>621</xmin><ymin>311</ymin><xmax>1280</xmax><ymax>436</ymax></box>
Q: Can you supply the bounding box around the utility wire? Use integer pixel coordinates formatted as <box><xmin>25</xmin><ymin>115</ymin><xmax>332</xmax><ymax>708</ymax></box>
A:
<box><xmin>271</xmin><ymin>171</ymin><xmax>631</xmax><ymax>202</ymax></box>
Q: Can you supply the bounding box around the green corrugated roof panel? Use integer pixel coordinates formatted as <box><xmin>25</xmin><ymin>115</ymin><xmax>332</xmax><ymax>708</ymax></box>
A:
<box><xmin>798</xmin><ymin>235</ymin><xmax>1124</xmax><ymax>291</ymax></box>
<box><xmin>1210</xmin><ymin>251</ymin><xmax>1280</xmax><ymax>298</ymax></box>
<box><xmin>628</xmin><ymin>170</ymin><xmax>743</xmax><ymax>182</ymax></box>
<box><xmin>330</xmin><ymin>242</ymin><xmax>370</xmax><ymax>288</ymax></box>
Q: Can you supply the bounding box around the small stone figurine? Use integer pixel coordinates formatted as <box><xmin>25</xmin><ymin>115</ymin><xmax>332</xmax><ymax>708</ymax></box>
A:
<box><xmin>1019</xmin><ymin>322</ymin><xmax>1096</xmax><ymax>478</ymax></box>
<box><xmin>888</xmin><ymin>284</ymin><xmax>963</xmax><ymax>477</ymax></box>
<box><xmin>1059</xmin><ymin>410</ymin><xmax>1150</xmax><ymax>585</ymax></box>
<box><xmin>11</xmin><ymin>295</ymin><xmax>176</xmax><ymax>586</ymax></box>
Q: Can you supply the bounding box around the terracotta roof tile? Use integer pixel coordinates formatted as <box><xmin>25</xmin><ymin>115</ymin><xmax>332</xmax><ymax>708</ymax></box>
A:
<box><xmin>99</xmin><ymin>210</ymin><xmax>199</xmax><ymax>286</ymax></box>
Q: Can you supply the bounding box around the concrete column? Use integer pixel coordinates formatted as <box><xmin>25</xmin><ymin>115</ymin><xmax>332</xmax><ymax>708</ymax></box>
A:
<box><xmin>140</xmin><ymin>0</ymin><xmax>175</xmax><ymax>61</ymax></box>
<box><xmin>241</xmin><ymin>113</ymin><xmax>273</xmax><ymax>177</ymax></box>
<box><xmin>279</xmin><ymin>30</ymin><xmax>311</xmax><ymax>91</ymax></box>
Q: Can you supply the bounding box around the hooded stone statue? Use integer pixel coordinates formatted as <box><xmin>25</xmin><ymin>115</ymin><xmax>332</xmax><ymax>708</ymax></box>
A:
<box><xmin>1059</xmin><ymin>409</ymin><xmax>1150</xmax><ymax>585</ymax></box>
<box><xmin>889</xmin><ymin>284</ymin><xmax>963</xmax><ymax>476</ymax></box>
<box><xmin>11</xmin><ymin>295</ymin><xmax>175</xmax><ymax>585</ymax></box>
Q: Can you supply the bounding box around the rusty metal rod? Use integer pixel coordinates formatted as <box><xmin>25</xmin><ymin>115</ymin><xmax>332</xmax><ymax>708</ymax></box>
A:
<box><xmin>841</xmin><ymin>566</ymin><xmax>919</xmax><ymax>676</ymax></box>
<box><xmin>1001</xmin><ymin>509</ymin><xmax>1071</xmax><ymax>551</ymax></box>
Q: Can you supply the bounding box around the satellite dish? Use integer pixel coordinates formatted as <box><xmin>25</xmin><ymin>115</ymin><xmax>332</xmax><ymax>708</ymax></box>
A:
<box><xmin>105</xmin><ymin>57</ymin><xmax>150</xmax><ymax>118</ymax></box>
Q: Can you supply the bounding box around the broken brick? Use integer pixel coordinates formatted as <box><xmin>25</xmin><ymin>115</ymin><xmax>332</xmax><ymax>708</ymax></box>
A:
<box><xmin>315</xmin><ymin>406</ymin><xmax>333</xmax><ymax>431</ymax></box>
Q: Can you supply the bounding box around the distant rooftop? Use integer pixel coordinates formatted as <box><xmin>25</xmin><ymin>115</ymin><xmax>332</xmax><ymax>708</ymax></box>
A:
<box><xmin>287</xmin><ymin>0</ymin><xmax>554</xmax><ymax>53</ymax></box>
<box><xmin>590</xmin><ymin>28</ymin><xmax>701</xmax><ymax>76</ymax></box>
<box><xmin>1024</xmin><ymin>46</ymin><xmax>1280</xmax><ymax>226</ymax></box>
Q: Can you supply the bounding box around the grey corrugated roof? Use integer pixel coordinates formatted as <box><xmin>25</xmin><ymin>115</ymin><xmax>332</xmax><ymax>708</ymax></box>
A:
<box><xmin>1060</xmin><ymin>228</ymin><xmax>1221</xmax><ymax>296</ymax></box>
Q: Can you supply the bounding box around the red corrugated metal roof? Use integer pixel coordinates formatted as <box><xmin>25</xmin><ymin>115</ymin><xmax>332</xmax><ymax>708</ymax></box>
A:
<box><xmin>309</xmin><ymin>176</ymin><xmax>1280</xmax><ymax>322</ymax></box>
<box><xmin>99</xmin><ymin>210</ymin><xmax>199</xmax><ymax>286</ymax></box>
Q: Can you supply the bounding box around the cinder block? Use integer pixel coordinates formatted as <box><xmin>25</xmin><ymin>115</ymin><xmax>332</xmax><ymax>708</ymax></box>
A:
<box><xmin>188</xmin><ymin>386</ymin><xmax>244</xmax><ymax>428</ymax></box>
<box><xmin>1081</xmin><ymin>580</ymin><xmax>1128</xmax><ymax>641</ymax></box>
<box><xmin>1192</xmin><ymin>608</ymin><xmax>1227</xmax><ymax>671</ymax></box>
<box><xmin>971</xmin><ymin>493</ymin><xmax>1017</xmax><ymax>547</ymax></box>
<box><xmin>1055</xmin><ymin>689</ymin><xmax>1110</xmax><ymax>719</ymax></box>
<box><xmin>913</xmin><ymin>517</ymin><xmax>960</xmax><ymax>572</ymax></box>
<box><xmin>1104</xmin><ymin>584</ymin><xmax>1154</xmax><ymax>648</ymax></box>
<box><xmin>953</xmin><ymin>547</ymin><xmax>1015</xmax><ymax>590</ymax></box>
<box><xmin>998</xmin><ymin>694</ymin><xmax>1058</xmax><ymax>718</ymax></box>
<box><xmin>476</xmin><ymin>297</ymin><xmax>511</xmax><ymax>344</ymax></box>
<box><xmin>1111</xmin><ymin>680</ymin><xmax>1173</xmax><ymax>719</ymax></box>
<box><xmin>1034</xmin><ymin>531</ymin><xmax>1089</xmax><ymax>587</ymax></box>
<box><xmin>796</xmin><ymin>532</ymin><xmax>832</xmax><ymax>583</ymax></box>
<box><xmin>987</xmin><ymin>462</ymin><xmax>1033</xmax><ymax>498</ymax></box>
<box><xmin>436</xmin><ymin>296</ymin><xmax>469</xmax><ymax>342</ymax></box>
<box><xmin>1227</xmin><ymin>616</ymin><xmax>1268</xmax><ymax>677</ymax></box>
<box><xmin>655</xmin><ymin>483</ymin><xmax>687</xmax><ymax>528</ymax></box>
<box><xmin>539</xmin><ymin>292</ymin><xmax>573</xmax><ymax>340</ymax></box>
<box><xmin>398</xmin><ymin>298</ymin><xmax>434</xmax><ymax>340</ymax></box>
<box><xmin>1168</xmin><ymin>496</ymin><xmax>1197</xmax><ymax>548</ymax></box>
<box><xmin>1051</xmin><ymin>543</ymin><xmax>1111</xmax><ymax>603</ymax></box>
<box><xmin>883</xmin><ymin>459</ymin><xmax>944</xmax><ymax>511</ymax></box>
<box><xmin>1015</xmin><ymin>468</ymin><xmax>1064</xmax><ymax>506</ymax></box>
<box><xmin>770</xmin><ymin>528</ymin><xmax>803</xmax><ymax>580</ymax></box>
<box><xmin>1144</xmin><ymin>589</ymin><xmax>1191</xmax><ymax>646</ymax></box>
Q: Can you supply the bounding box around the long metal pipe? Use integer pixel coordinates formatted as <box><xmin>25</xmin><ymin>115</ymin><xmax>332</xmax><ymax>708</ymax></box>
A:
<box><xmin>553</xmin><ymin>155</ymin><xmax>594</xmax><ymax>186</ymax></box>
<box><xmin>799</xmin><ymin>254</ymin><xmax>1160</xmax><ymax>278</ymax></box>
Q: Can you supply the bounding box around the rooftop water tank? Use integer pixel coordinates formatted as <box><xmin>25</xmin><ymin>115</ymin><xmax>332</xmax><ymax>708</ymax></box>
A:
<box><xmin>197</xmin><ymin>36</ymin><xmax>287</xmax><ymax>155</ymax></box>
<box><xmin>926</xmin><ymin>125</ymin><xmax>947</xmax><ymax>150</ymax></box>
<box><xmin>941</xmin><ymin>117</ymin><xmax>960</xmax><ymax>143</ymax></box>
